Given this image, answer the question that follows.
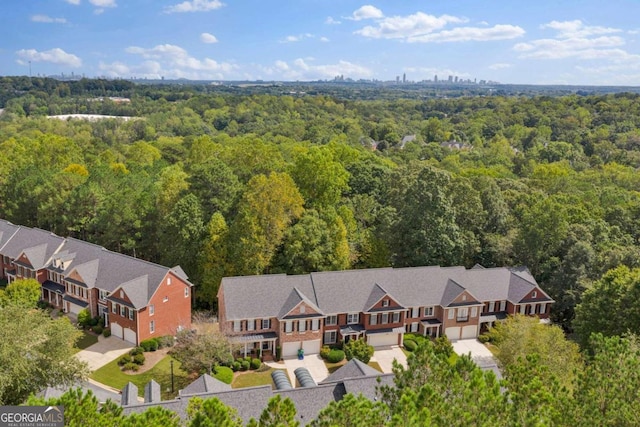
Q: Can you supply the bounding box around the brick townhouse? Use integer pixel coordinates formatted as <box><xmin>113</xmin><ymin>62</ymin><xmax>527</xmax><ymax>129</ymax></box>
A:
<box><xmin>0</xmin><ymin>219</ymin><xmax>192</xmax><ymax>345</ymax></box>
<box><xmin>218</xmin><ymin>265</ymin><xmax>553</xmax><ymax>358</ymax></box>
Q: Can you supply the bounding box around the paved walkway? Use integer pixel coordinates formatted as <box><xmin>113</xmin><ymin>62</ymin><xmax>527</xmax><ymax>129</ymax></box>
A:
<box><xmin>451</xmin><ymin>339</ymin><xmax>501</xmax><ymax>378</ymax></box>
<box><xmin>76</xmin><ymin>335</ymin><xmax>134</xmax><ymax>371</ymax></box>
<box><xmin>370</xmin><ymin>345</ymin><xmax>408</xmax><ymax>373</ymax></box>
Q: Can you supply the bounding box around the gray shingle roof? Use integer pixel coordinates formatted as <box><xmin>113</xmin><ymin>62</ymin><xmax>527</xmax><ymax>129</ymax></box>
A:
<box><xmin>320</xmin><ymin>358</ymin><xmax>383</xmax><ymax>384</ymax></box>
<box><xmin>278</xmin><ymin>287</ymin><xmax>323</xmax><ymax>319</ymax></box>
<box><xmin>0</xmin><ymin>227</ymin><xmax>65</xmax><ymax>269</ymax></box>
<box><xmin>180</xmin><ymin>374</ymin><xmax>232</xmax><ymax>396</ymax></box>
<box><xmin>220</xmin><ymin>265</ymin><xmax>546</xmax><ymax>320</ymax></box>
<box><xmin>0</xmin><ymin>220</ymin><xmax>20</xmax><ymax>251</ymax></box>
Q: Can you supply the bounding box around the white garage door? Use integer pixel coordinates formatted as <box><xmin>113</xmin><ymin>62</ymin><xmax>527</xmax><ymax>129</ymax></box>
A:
<box><xmin>111</xmin><ymin>323</ymin><xmax>123</xmax><ymax>339</ymax></box>
<box><xmin>282</xmin><ymin>342</ymin><xmax>301</xmax><ymax>358</ymax></box>
<box><xmin>124</xmin><ymin>328</ymin><xmax>137</xmax><ymax>345</ymax></box>
<box><xmin>368</xmin><ymin>333</ymin><xmax>399</xmax><ymax>347</ymax></box>
<box><xmin>445</xmin><ymin>327</ymin><xmax>461</xmax><ymax>341</ymax></box>
<box><xmin>302</xmin><ymin>339</ymin><xmax>321</xmax><ymax>355</ymax></box>
<box><xmin>461</xmin><ymin>325</ymin><xmax>478</xmax><ymax>339</ymax></box>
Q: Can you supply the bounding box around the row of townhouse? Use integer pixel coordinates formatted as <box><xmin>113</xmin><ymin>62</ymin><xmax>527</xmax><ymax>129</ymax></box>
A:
<box><xmin>0</xmin><ymin>219</ymin><xmax>192</xmax><ymax>345</ymax></box>
<box><xmin>218</xmin><ymin>265</ymin><xmax>553</xmax><ymax>358</ymax></box>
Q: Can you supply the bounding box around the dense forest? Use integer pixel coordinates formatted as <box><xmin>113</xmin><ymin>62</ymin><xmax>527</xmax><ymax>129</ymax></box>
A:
<box><xmin>1</xmin><ymin>77</ymin><xmax>640</xmax><ymax>342</ymax></box>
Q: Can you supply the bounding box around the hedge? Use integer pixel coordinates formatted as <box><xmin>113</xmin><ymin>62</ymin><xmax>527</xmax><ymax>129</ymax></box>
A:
<box><xmin>213</xmin><ymin>366</ymin><xmax>234</xmax><ymax>384</ymax></box>
<box><xmin>250</xmin><ymin>358</ymin><xmax>261</xmax><ymax>370</ymax></box>
<box><xmin>403</xmin><ymin>339</ymin><xmax>417</xmax><ymax>352</ymax></box>
<box><xmin>327</xmin><ymin>349</ymin><xmax>345</xmax><ymax>363</ymax></box>
<box><xmin>140</xmin><ymin>338</ymin><xmax>159</xmax><ymax>352</ymax></box>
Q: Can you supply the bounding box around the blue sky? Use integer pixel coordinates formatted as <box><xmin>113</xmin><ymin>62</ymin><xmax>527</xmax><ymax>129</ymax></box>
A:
<box><xmin>1</xmin><ymin>0</ymin><xmax>640</xmax><ymax>85</ymax></box>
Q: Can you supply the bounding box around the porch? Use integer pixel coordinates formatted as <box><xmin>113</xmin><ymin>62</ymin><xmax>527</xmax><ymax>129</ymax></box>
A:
<box><xmin>230</xmin><ymin>332</ymin><xmax>277</xmax><ymax>361</ymax></box>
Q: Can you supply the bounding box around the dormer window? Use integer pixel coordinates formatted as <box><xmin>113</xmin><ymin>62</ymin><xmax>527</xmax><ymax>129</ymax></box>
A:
<box><xmin>532</xmin><ymin>291</ymin><xmax>537</xmax><ymax>298</ymax></box>
<box><xmin>382</xmin><ymin>299</ymin><xmax>389</xmax><ymax>307</ymax></box>
<box><xmin>462</xmin><ymin>295</ymin><xmax>467</xmax><ymax>301</ymax></box>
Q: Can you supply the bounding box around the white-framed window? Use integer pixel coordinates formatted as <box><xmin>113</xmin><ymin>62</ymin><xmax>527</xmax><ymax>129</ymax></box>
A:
<box><xmin>128</xmin><ymin>309</ymin><xmax>134</xmax><ymax>321</ymax></box>
<box><xmin>347</xmin><ymin>313</ymin><xmax>359</xmax><ymax>324</ymax></box>
<box><xmin>370</xmin><ymin>314</ymin><xmax>378</xmax><ymax>325</ymax></box>
<box><xmin>311</xmin><ymin>319</ymin><xmax>319</xmax><ymax>331</ymax></box>
<box><xmin>120</xmin><ymin>305</ymin><xmax>126</xmax><ymax>317</ymax></box>
<box><xmin>457</xmin><ymin>307</ymin><xmax>469</xmax><ymax>321</ymax></box>
<box><xmin>112</xmin><ymin>303</ymin><xmax>117</xmax><ymax>314</ymax></box>
<box><xmin>410</xmin><ymin>322</ymin><xmax>419</xmax><ymax>333</ymax></box>
<box><xmin>424</xmin><ymin>306</ymin><xmax>434</xmax><ymax>316</ymax></box>
<box><xmin>382</xmin><ymin>299</ymin><xmax>389</xmax><ymax>307</ymax></box>
<box><xmin>489</xmin><ymin>301</ymin><xmax>495</xmax><ymax>312</ymax></box>
<box><xmin>285</xmin><ymin>321</ymin><xmax>293</xmax><ymax>333</ymax></box>
<box><xmin>393</xmin><ymin>312</ymin><xmax>400</xmax><ymax>323</ymax></box>
<box><xmin>262</xmin><ymin>319</ymin><xmax>271</xmax><ymax>329</ymax></box>
<box><xmin>471</xmin><ymin>307</ymin><xmax>478</xmax><ymax>318</ymax></box>
<box><xmin>163</xmin><ymin>296</ymin><xmax>169</xmax><ymax>303</ymax></box>
<box><xmin>299</xmin><ymin>305</ymin><xmax>306</xmax><ymax>314</ymax></box>
<box><xmin>167</xmin><ymin>277</ymin><xmax>172</xmax><ymax>285</ymax></box>
<box><xmin>149</xmin><ymin>304</ymin><xmax>155</xmax><ymax>316</ymax></box>
<box><xmin>185</xmin><ymin>287</ymin><xmax>189</xmax><ymax>298</ymax></box>
<box><xmin>448</xmin><ymin>309</ymin><xmax>454</xmax><ymax>320</ymax></box>
<box><xmin>462</xmin><ymin>295</ymin><xmax>467</xmax><ymax>301</ymax></box>
<box><xmin>381</xmin><ymin>313</ymin><xmax>389</xmax><ymax>324</ymax></box>
<box><xmin>532</xmin><ymin>290</ymin><xmax>537</xmax><ymax>298</ymax></box>
<box><xmin>499</xmin><ymin>301</ymin><xmax>506</xmax><ymax>311</ymax></box>
<box><xmin>99</xmin><ymin>290</ymin><xmax>108</xmax><ymax>301</ymax></box>
<box><xmin>150</xmin><ymin>320</ymin><xmax>155</xmax><ymax>333</ymax></box>
<box><xmin>247</xmin><ymin>319</ymin><xmax>255</xmax><ymax>331</ymax></box>
<box><xmin>324</xmin><ymin>330</ymin><xmax>337</xmax><ymax>344</ymax></box>
<box><xmin>233</xmin><ymin>320</ymin><xmax>241</xmax><ymax>332</ymax></box>
<box><xmin>299</xmin><ymin>320</ymin><xmax>306</xmax><ymax>333</ymax></box>
<box><xmin>326</xmin><ymin>315</ymin><xmax>337</xmax><ymax>326</ymax></box>
<box><xmin>411</xmin><ymin>307</ymin><xmax>419</xmax><ymax>318</ymax></box>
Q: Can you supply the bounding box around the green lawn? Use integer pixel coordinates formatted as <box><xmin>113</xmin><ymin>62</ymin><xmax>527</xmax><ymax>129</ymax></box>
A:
<box><xmin>91</xmin><ymin>356</ymin><xmax>191</xmax><ymax>400</ymax></box>
<box><xmin>72</xmin><ymin>330</ymin><xmax>99</xmax><ymax>354</ymax></box>
<box><xmin>231</xmin><ymin>367</ymin><xmax>284</xmax><ymax>389</ymax></box>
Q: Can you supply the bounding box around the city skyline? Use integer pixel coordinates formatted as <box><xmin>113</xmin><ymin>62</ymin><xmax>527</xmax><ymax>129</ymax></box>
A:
<box><xmin>1</xmin><ymin>1</ymin><xmax>640</xmax><ymax>85</ymax></box>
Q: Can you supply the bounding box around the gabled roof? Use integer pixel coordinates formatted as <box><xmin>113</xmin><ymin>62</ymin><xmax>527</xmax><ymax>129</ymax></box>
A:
<box><xmin>320</xmin><ymin>358</ymin><xmax>382</xmax><ymax>384</ymax></box>
<box><xmin>180</xmin><ymin>374</ymin><xmax>231</xmax><ymax>396</ymax></box>
<box><xmin>440</xmin><ymin>279</ymin><xmax>466</xmax><ymax>306</ymax></box>
<box><xmin>0</xmin><ymin>227</ymin><xmax>65</xmax><ymax>269</ymax></box>
<box><xmin>0</xmin><ymin>220</ymin><xmax>20</xmax><ymax>251</ymax></box>
<box><xmin>363</xmin><ymin>283</ymin><xmax>388</xmax><ymax>311</ymax></box>
<box><xmin>278</xmin><ymin>287</ymin><xmax>323</xmax><ymax>319</ymax></box>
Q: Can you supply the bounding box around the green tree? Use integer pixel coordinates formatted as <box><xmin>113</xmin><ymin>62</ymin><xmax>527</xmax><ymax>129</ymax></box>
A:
<box><xmin>248</xmin><ymin>395</ymin><xmax>299</xmax><ymax>427</ymax></box>
<box><xmin>0</xmin><ymin>306</ymin><xmax>88</xmax><ymax>405</ymax></box>
<box><xmin>344</xmin><ymin>338</ymin><xmax>375</xmax><ymax>364</ymax></box>
<box><xmin>170</xmin><ymin>329</ymin><xmax>235</xmax><ymax>376</ymax></box>
<box><xmin>121</xmin><ymin>406</ymin><xmax>181</xmax><ymax>427</ymax></box>
<box><xmin>187</xmin><ymin>159</ymin><xmax>242</xmax><ymax>217</ymax></box>
<box><xmin>311</xmin><ymin>393</ymin><xmax>388</xmax><ymax>427</ymax></box>
<box><xmin>0</xmin><ymin>278</ymin><xmax>41</xmax><ymax>308</ymax></box>
<box><xmin>186</xmin><ymin>397</ymin><xmax>244</xmax><ymax>427</ymax></box>
<box><xmin>198</xmin><ymin>213</ymin><xmax>230</xmax><ymax>310</ymax></box>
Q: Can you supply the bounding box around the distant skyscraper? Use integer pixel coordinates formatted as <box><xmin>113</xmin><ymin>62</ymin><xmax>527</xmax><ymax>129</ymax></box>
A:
<box><xmin>402</xmin><ymin>73</ymin><xmax>406</xmax><ymax>83</ymax></box>
<box><xmin>396</xmin><ymin>76</ymin><xmax>400</xmax><ymax>83</ymax></box>
<box><xmin>454</xmin><ymin>76</ymin><xmax>458</xmax><ymax>83</ymax></box>
<box><xmin>448</xmin><ymin>75</ymin><xmax>453</xmax><ymax>83</ymax></box>
<box><xmin>434</xmin><ymin>75</ymin><xmax>438</xmax><ymax>83</ymax></box>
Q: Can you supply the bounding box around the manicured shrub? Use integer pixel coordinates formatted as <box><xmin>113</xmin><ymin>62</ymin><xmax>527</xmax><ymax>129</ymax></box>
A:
<box><xmin>213</xmin><ymin>366</ymin><xmax>234</xmax><ymax>384</ymax></box>
<box><xmin>244</xmin><ymin>356</ymin><xmax>251</xmax><ymax>363</ymax></box>
<box><xmin>478</xmin><ymin>333</ymin><xmax>491</xmax><ymax>343</ymax></box>
<box><xmin>92</xmin><ymin>325</ymin><xmax>103</xmax><ymax>335</ymax></box>
<box><xmin>250</xmin><ymin>358</ymin><xmax>261</xmax><ymax>370</ymax></box>
<box><xmin>90</xmin><ymin>316</ymin><xmax>100</xmax><ymax>327</ymax></box>
<box><xmin>123</xmin><ymin>362</ymin><xmax>139</xmax><ymax>372</ymax></box>
<box><xmin>320</xmin><ymin>345</ymin><xmax>331</xmax><ymax>360</ymax></box>
<box><xmin>140</xmin><ymin>338</ymin><xmax>159</xmax><ymax>352</ymax></box>
<box><xmin>118</xmin><ymin>354</ymin><xmax>132</xmax><ymax>366</ymax></box>
<box><xmin>129</xmin><ymin>347</ymin><xmax>144</xmax><ymax>356</ymax></box>
<box><xmin>133</xmin><ymin>353</ymin><xmax>146</xmax><ymax>365</ymax></box>
<box><xmin>102</xmin><ymin>328</ymin><xmax>111</xmax><ymax>338</ymax></box>
<box><xmin>157</xmin><ymin>335</ymin><xmax>175</xmax><ymax>348</ymax></box>
<box><xmin>77</xmin><ymin>309</ymin><xmax>92</xmax><ymax>328</ymax></box>
<box><xmin>276</xmin><ymin>346</ymin><xmax>281</xmax><ymax>361</ymax></box>
<box><xmin>403</xmin><ymin>339</ymin><xmax>417</xmax><ymax>352</ymax></box>
<box><xmin>240</xmin><ymin>360</ymin><xmax>250</xmax><ymax>371</ymax></box>
<box><xmin>232</xmin><ymin>361</ymin><xmax>241</xmax><ymax>372</ymax></box>
<box><xmin>344</xmin><ymin>338</ymin><xmax>375</xmax><ymax>364</ymax></box>
<box><xmin>327</xmin><ymin>349</ymin><xmax>345</xmax><ymax>363</ymax></box>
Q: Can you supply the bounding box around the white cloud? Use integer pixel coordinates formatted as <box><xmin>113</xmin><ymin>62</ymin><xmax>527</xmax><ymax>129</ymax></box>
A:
<box><xmin>516</xmin><ymin>20</ymin><xmax>633</xmax><ymax>61</ymax></box>
<box><xmin>31</xmin><ymin>15</ymin><xmax>67</xmax><ymax>24</ymax></box>
<box><xmin>164</xmin><ymin>0</ymin><xmax>224</xmax><ymax>13</ymax></box>
<box><xmin>16</xmin><ymin>48</ymin><xmax>82</xmax><ymax>67</ymax></box>
<box><xmin>489</xmin><ymin>63</ymin><xmax>512</xmax><ymax>70</ymax></box>
<box><xmin>121</xmin><ymin>43</ymin><xmax>235</xmax><ymax>79</ymax></box>
<box><xmin>407</xmin><ymin>24</ymin><xmax>524</xmax><ymax>43</ymax></box>
<box><xmin>89</xmin><ymin>0</ymin><xmax>116</xmax><ymax>6</ymax></box>
<box><xmin>349</xmin><ymin>5</ymin><xmax>384</xmax><ymax>21</ymax></box>
<box><xmin>325</xmin><ymin>16</ymin><xmax>341</xmax><ymax>25</ymax></box>
<box><xmin>259</xmin><ymin>58</ymin><xmax>372</xmax><ymax>80</ymax></box>
<box><xmin>280</xmin><ymin>33</ymin><xmax>314</xmax><ymax>43</ymax></box>
<box><xmin>320</xmin><ymin>37</ymin><xmax>330</xmax><ymax>42</ymax></box>
<box><xmin>355</xmin><ymin>12</ymin><xmax>467</xmax><ymax>39</ymax></box>
<box><xmin>200</xmin><ymin>32</ymin><xmax>218</xmax><ymax>43</ymax></box>
<box><xmin>65</xmin><ymin>0</ymin><xmax>80</xmax><ymax>4</ymax></box>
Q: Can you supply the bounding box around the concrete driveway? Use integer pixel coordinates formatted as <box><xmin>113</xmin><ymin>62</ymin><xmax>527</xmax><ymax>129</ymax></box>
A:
<box><xmin>370</xmin><ymin>346</ymin><xmax>407</xmax><ymax>373</ymax></box>
<box><xmin>452</xmin><ymin>339</ymin><xmax>501</xmax><ymax>378</ymax></box>
<box><xmin>76</xmin><ymin>335</ymin><xmax>134</xmax><ymax>371</ymax></box>
<box><xmin>281</xmin><ymin>354</ymin><xmax>330</xmax><ymax>387</ymax></box>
